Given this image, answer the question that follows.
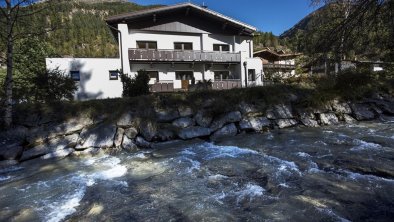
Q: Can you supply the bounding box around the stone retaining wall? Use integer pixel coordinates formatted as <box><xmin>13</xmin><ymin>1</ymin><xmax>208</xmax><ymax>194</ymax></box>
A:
<box><xmin>1</xmin><ymin>95</ymin><xmax>393</xmax><ymax>167</ymax></box>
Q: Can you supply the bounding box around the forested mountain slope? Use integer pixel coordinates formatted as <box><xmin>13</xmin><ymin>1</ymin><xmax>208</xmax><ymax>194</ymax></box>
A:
<box><xmin>1</xmin><ymin>0</ymin><xmax>158</xmax><ymax>58</ymax></box>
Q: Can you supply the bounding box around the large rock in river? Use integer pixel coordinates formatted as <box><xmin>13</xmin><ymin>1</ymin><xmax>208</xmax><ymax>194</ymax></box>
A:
<box><xmin>178</xmin><ymin>106</ymin><xmax>194</xmax><ymax>117</ymax></box>
<box><xmin>194</xmin><ymin>110</ymin><xmax>213</xmax><ymax>128</ymax></box>
<box><xmin>210</xmin><ymin>123</ymin><xmax>238</xmax><ymax>141</ymax></box>
<box><xmin>300</xmin><ymin>118</ymin><xmax>319</xmax><ymax>127</ymax></box>
<box><xmin>21</xmin><ymin>134</ymin><xmax>79</xmax><ymax>161</ymax></box>
<box><xmin>114</xmin><ymin>128</ymin><xmax>125</xmax><ymax>147</ymax></box>
<box><xmin>40</xmin><ymin>148</ymin><xmax>74</xmax><ymax>160</ymax></box>
<box><xmin>276</xmin><ymin>119</ymin><xmax>298</xmax><ymax>128</ymax></box>
<box><xmin>239</xmin><ymin>116</ymin><xmax>271</xmax><ymax>131</ymax></box>
<box><xmin>122</xmin><ymin>136</ymin><xmax>138</xmax><ymax>152</ymax></box>
<box><xmin>267</xmin><ymin>104</ymin><xmax>293</xmax><ymax>119</ymax></box>
<box><xmin>0</xmin><ymin>143</ymin><xmax>23</xmax><ymax>160</ymax></box>
<box><xmin>48</xmin><ymin>116</ymin><xmax>94</xmax><ymax>138</ymax></box>
<box><xmin>155</xmin><ymin>108</ymin><xmax>179</xmax><ymax>123</ymax></box>
<box><xmin>319</xmin><ymin>113</ymin><xmax>339</xmax><ymax>125</ymax></box>
<box><xmin>116</xmin><ymin>112</ymin><xmax>135</xmax><ymax>127</ymax></box>
<box><xmin>350</xmin><ymin>103</ymin><xmax>376</xmax><ymax>120</ymax></box>
<box><xmin>76</xmin><ymin>123</ymin><xmax>116</xmax><ymax>149</ymax></box>
<box><xmin>210</xmin><ymin>111</ymin><xmax>242</xmax><ymax>131</ymax></box>
<box><xmin>331</xmin><ymin>100</ymin><xmax>352</xmax><ymax>114</ymax></box>
<box><xmin>178</xmin><ymin>126</ymin><xmax>212</xmax><ymax>140</ymax></box>
<box><xmin>172</xmin><ymin>117</ymin><xmax>195</xmax><ymax>128</ymax></box>
<box><xmin>139</xmin><ymin>120</ymin><xmax>157</xmax><ymax>141</ymax></box>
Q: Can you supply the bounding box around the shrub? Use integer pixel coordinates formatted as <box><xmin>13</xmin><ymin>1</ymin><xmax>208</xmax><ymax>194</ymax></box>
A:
<box><xmin>189</xmin><ymin>79</ymin><xmax>212</xmax><ymax>91</ymax></box>
<box><xmin>32</xmin><ymin>68</ymin><xmax>78</xmax><ymax>103</ymax></box>
<box><xmin>0</xmin><ymin>68</ymin><xmax>77</xmax><ymax>104</ymax></box>
<box><xmin>332</xmin><ymin>68</ymin><xmax>392</xmax><ymax>100</ymax></box>
<box><xmin>121</xmin><ymin>70</ymin><xmax>150</xmax><ymax>97</ymax></box>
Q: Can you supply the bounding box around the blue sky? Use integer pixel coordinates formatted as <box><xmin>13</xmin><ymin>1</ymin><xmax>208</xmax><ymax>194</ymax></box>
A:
<box><xmin>131</xmin><ymin>0</ymin><xmax>319</xmax><ymax>35</ymax></box>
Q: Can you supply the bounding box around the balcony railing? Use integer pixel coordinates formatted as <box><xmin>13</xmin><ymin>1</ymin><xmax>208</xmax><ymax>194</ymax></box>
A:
<box><xmin>129</xmin><ymin>49</ymin><xmax>241</xmax><ymax>63</ymax></box>
<box><xmin>264</xmin><ymin>63</ymin><xmax>295</xmax><ymax>69</ymax></box>
<box><xmin>212</xmin><ymin>80</ymin><xmax>242</xmax><ymax>90</ymax></box>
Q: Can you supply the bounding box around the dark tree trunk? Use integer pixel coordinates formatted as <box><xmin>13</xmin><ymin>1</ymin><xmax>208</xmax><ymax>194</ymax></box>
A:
<box><xmin>4</xmin><ymin>0</ymin><xmax>13</xmax><ymax>128</ymax></box>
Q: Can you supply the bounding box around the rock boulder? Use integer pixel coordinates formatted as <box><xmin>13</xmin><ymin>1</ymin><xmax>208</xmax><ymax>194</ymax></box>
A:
<box><xmin>122</xmin><ymin>136</ymin><xmax>138</xmax><ymax>152</ymax></box>
<box><xmin>172</xmin><ymin>117</ymin><xmax>195</xmax><ymax>128</ymax></box>
<box><xmin>155</xmin><ymin>108</ymin><xmax>179</xmax><ymax>123</ymax></box>
<box><xmin>0</xmin><ymin>143</ymin><xmax>23</xmax><ymax>160</ymax></box>
<box><xmin>350</xmin><ymin>103</ymin><xmax>376</xmax><ymax>120</ymax></box>
<box><xmin>210</xmin><ymin>123</ymin><xmax>238</xmax><ymax>141</ymax></box>
<box><xmin>139</xmin><ymin>120</ymin><xmax>157</xmax><ymax>141</ymax></box>
<box><xmin>114</xmin><ymin>128</ymin><xmax>125</xmax><ymax>147</ymax></box>
<box><xmin>210</xmin><ymin>111</ymin><xmax>242</xmax><ymax>131</ymax></box>
<box><xmin>319</xmin><ymin>113</ymin><xmax>339</xmax><ymax>125</ymax></box>
<box><xmin>239</xmin><ymin>116</ymin><xmax>271</xmax><ymax>131</ymax></box>
<box><xmin>76</xmin><ymin>123</ymin><xmax>116</xmax><ymax>149</ymax></box>
<box><xmin>178</xmin><ymin>126</ymin><xmax>212</xmax><ymax>140</ymax></box>
<box><xmin>194</xmin><ymin>110</ymin><xmax>213</xmax><ymax>128</ymax></box>
<box><xmin>276</xmin><ymin>119</ymin><xmax>298</xmax><ymax>129</ymax></box>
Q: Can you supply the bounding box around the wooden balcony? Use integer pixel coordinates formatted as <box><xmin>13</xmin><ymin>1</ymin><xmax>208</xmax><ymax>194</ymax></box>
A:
<box><xmin>264</xmin><ymin>63</ymin><xmax>295</xmax><ymax>70</ymax></box>
<box><xmin>129</xmin><ymin>49</ymin><xmax>241</xmax><ymax>63</ymax></box>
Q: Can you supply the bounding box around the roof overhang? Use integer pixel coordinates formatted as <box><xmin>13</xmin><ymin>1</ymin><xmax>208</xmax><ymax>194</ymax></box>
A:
<box><xmin>106</xmin><ymin>3</ymin><xmax>257</xmax><ymax>36</ymax></box>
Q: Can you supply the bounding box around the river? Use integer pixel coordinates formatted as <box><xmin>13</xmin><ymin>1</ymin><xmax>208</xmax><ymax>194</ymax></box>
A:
<box><xmin>1</xmin><ymin>120</ymin><xmax>394</xmax><ymax>221</ymax></box>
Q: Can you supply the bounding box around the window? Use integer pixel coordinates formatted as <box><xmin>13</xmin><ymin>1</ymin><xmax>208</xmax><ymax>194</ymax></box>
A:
<box><xmin>175</xmin><ymin>71</ymin><xmax>194</xmax><ymax>80</ymax></box>
<box><xmin>70</xmin><ymin>71</ymin><xmax>80</xmax><ymax>81</ymax></box>
<box><xmin>109</xmin><ymin>70</ymin><xmax>119</xmax><ymax>80</ymax></box>
<box><xmin>174</xmin><ymin>42</ymin><xmax>193</xmax><ymax>51</ymax></box>
<box><xmin>137</xmin><ymin>41</ymin><xmax>157</xmax><ymax>49</ymax></box>
<box><xmin>213</xmin><ymin>44</ymin><xmax>230</xmax><ymax>52</ymax></box>
<box><xmin>248</xmin><ymin>69</ymin><xmax>256</xmax><ymax>81</ymax></box>
<box><xmin>214</xmin><ymin>71</ymin><xmax>231</xmax><ymax>80</ymax></box>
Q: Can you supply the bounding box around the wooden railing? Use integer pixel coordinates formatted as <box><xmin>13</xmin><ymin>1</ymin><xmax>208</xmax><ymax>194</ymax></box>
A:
<box><xmin>150</xmin><ymin>82</ymin><xmax>174</xmax><ymax>92</ymax></box>
<box><xmin>264</xmin><ymin>63</ymin><xmax>295</xmax><ymax>69</ymax></box>
<box><xmin>212</xmin><ymin>80</ymin><xmax>242</xmax><ymax>90</ymax></box>
<box><xmin>129</xmin><ymin>49</ymin><xmax>241</xmax><ymax>63</ymax></box>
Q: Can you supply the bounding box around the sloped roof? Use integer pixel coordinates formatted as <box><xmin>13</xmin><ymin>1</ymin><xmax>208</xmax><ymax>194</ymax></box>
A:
<box><xmin>106</xmin><ymin>2</ymin><xmax>256</xmax><ymax>35</ymax></box>
<box><xmin>254</xmin><ymin>48</ymin><xmax>301</xmax><ymax>59</ymax></box>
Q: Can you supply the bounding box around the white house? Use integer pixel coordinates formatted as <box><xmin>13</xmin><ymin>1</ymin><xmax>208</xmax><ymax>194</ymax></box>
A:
<box><xmin>46</xmin><ymin>3</ymin><xmax>263</xmax><ymax>100</ymax></box>
<box><xmin>254</xmin><ymin>48</ymin><xmax>300</xmax><ymax>79</ymax></box>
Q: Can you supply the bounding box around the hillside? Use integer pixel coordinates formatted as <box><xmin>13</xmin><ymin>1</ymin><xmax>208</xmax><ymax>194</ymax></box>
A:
<box><xmin>4</xmin><ymin>0</ymin><xmax>159</xmax><ymax>58</ymax></box>
<box><xmin>280</xmin><ymin>2</ymin><xmax>393</xmax><ymax>61</ymax></box>
<box><xmin>253</xmin><ymin>31</ymin><xmax>290</xmax><ymax>52</ymax></box>
<box><xmin>279</xmin><ymin>5</ymin><xmax>333</xmax><ymax>53</ymax></box>
<box><xmin>279</xmin><ymin>6</ymin><xmax>325</xmax><ymax>40</ymax></box>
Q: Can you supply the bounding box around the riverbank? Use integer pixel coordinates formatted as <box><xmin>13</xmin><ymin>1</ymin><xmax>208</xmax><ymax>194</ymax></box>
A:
<box><xmin>1</xmin><ymin>84</ymin><xmax>393</xmax><ymax>167</ymax></box>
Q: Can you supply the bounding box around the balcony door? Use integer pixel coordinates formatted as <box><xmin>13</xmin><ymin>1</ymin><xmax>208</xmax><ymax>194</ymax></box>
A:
<box><xmin>176</xmin><ymin>71</ymin><xmax>194</xmax><ymax>90</ymax></box>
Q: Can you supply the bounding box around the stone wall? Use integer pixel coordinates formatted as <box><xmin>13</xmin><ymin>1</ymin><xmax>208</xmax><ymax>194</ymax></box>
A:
<box><xmin>1</xmin><ymin>95</ymin><xmax>393</xmax><ymax>167</ymax></box>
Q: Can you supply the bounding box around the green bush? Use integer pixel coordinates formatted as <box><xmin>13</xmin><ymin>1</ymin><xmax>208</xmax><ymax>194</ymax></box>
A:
<box><xmin>121</xmin><ymin>70</ymin><xmax>150</xmax><ymax>97</ymax></box>
<box><xmin>32</xmin><ymin>69</ymin><xmax>78</xmax><ymax>103</ymax></box>
<box><xmin>0</xmin><ymin>68</ymin><xmax>77</xmax><ymax>104</ymax></box>
<box><xmin>334</xmin><ymin>68</ymin><xmax>372</xmax><ymax>99</ymax></box>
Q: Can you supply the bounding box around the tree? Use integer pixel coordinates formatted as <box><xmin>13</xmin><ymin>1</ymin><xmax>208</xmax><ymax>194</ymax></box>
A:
<box><xmin>307</xmin><ymin>0</ymin><xmax>392</xmax><ymax>68</ymax></box>
<box><xmin>0</xmin><ymin>0</ymin><xmax>59</xmax><ymax>128</ymax></box>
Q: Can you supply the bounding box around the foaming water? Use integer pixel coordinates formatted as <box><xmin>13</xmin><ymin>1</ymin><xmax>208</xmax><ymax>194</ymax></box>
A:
<box><xmin>0</xmin><ymin>155</ymin><xmax>127</xmax><ymax>222</ymax></box>
<box><xmin>350</xmin><ymin>139</ymin><xmax>382</xmax><ymax>151</ymax></box>
<box><xmin>1</xmin><ymin>121</ymin><xmax>394</xmax><ymax>221</ymax></box>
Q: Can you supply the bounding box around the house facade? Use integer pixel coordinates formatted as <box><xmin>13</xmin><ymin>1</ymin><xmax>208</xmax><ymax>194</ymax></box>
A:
<box><xmin>254</xmin><ymin>48</ymin><xmax>300</xmax><ymax>79</ymax></box>
<box><xmin>46</xmin><ymin>3</ymin><xmax>263</xmax><ymax>100</ymax></box>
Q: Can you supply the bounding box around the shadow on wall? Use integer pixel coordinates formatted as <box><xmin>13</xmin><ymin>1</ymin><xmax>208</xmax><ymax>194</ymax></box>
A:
<box><xmin>69</xmin><ymin>60</ymin><xmax>103</xmax><ymax>101</ymax></box>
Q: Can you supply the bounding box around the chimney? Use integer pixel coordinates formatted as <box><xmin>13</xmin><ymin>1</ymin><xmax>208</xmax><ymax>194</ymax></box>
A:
<box><xmin>202</xmin><ymin>2</ymin><xmax>208</xmax><ymax>8</ymax></box>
